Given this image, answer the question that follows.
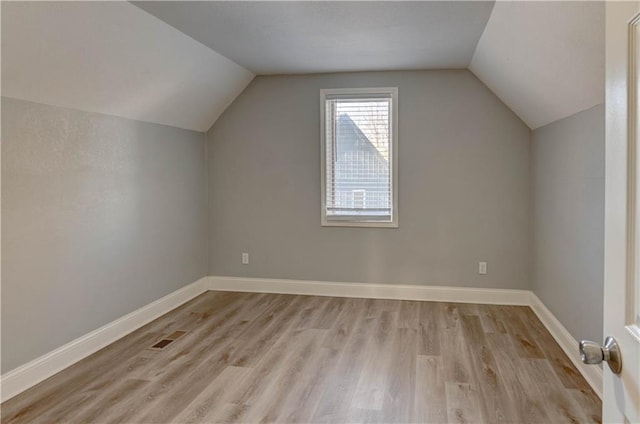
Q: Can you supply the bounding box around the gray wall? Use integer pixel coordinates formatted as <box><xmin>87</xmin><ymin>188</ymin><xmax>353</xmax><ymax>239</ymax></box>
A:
<box><xmin>1</xmin><ymin>97</ymin><xmax>208</xmax><ymax>373</ymax></box>
<box><xmin>531</xmin><ymin>104</ymin><xmax>605</xmax><ymax>343</ymax></box>
<box><xmin>206</xmin><ymin>70</ymin><xmax>532</xmax><ymax>288</ymax></box>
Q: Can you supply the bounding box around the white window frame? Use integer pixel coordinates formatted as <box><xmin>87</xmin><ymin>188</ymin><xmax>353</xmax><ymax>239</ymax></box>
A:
<box><xmin>320</xmin><ymin>87</ymin><xmax>399</xmax><ymax>228</ymax></box>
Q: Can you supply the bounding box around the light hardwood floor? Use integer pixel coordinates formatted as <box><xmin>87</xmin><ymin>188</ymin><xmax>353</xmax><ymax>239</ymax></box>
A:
<box><xmin>1</xmin><ymin>291</ymin><xmax>601</xmax><ymax>423</ymax></box>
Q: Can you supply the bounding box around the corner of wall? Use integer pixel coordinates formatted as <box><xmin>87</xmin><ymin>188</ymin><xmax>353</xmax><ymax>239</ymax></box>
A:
<box><xmin>528</xmin><ymin>123</ymin><xmax>536</xmax><ymax>295</ymax></box>
<box><xmin>204</xmin><ymin>129</ymin><xmax>213</xmax><ymax>277</ymax></box>
<box><xmin>466</xmin><ymin>68</ymin><xmax>533</xmax><ymax>132</ymax></box>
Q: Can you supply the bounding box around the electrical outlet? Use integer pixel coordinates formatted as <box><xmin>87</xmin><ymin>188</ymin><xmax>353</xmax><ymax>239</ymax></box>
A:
<box><xmin>479</xmin><ymin>261</ymin><xmax>487</xmax><ymax>275</ymax></box>
<box><xmin>242</xmin><ymin>252</ymin><xmax>249</xmax><ymax>265</ymax></box>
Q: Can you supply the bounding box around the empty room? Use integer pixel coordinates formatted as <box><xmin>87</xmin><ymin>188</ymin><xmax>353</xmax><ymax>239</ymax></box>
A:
<box><xmin>2</xmin><ymin>1</ymin><xmax>639</xmax><ymax>423</ymax></box>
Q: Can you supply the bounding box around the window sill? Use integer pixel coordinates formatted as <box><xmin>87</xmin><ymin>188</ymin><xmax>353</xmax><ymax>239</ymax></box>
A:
<box><xmin>321</xmin><ymin>219</ymin><xmax>398</xmax><ymax>228</ymax></box>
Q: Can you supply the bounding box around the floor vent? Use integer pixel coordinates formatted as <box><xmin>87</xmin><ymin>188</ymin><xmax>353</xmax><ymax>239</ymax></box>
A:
<box><xmin>150</xmin><ymin>330</ymin><xmax>187</xmax><ymax>350</ymax></box>
<box><xmin>151</xmin><ymin>339</ymin><xmax>174</xmax><ymax>349</ymax></box>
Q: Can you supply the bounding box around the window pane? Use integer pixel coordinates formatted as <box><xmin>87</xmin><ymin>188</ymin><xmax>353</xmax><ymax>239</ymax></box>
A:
<box><xmin>325</xmin><ymin>97</ymin><xmax>392</xmax><ymax>220</ymax></box>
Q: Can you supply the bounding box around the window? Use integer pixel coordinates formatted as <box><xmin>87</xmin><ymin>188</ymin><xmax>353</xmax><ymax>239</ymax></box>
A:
<box><xmin>320</xmin><ymin>87</ymin><xmax>398</xmax><ymax>227</ymax></box>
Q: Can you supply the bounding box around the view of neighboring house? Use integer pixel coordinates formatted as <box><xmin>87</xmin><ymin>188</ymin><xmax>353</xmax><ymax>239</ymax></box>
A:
<box><xmin>329</xmin><ymin>114</ymin><xmax>391</xmax><ymax>216</ymax></box>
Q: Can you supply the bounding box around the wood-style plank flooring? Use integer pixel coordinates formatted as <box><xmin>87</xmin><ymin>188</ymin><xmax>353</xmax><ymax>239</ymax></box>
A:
<box><xmin>1</xmin><ymin>291</ymin><xmax>601</xmax><ymax>423</ymax></box>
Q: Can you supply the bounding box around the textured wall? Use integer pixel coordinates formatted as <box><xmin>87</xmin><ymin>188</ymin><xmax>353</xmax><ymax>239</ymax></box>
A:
<box><xmin>531</xmin><ymin>104</ymin><xmax>605</xmax><ymax>343</ymax></box>
<box><xmin>206</xmin><ymin>70</ymin><xmax>531</xmax><ymax>288</ymax></box>
<box><xmin>1</xmin><ymin>97</ymin><xmax>208</xmax><ymax>372</ymax></box>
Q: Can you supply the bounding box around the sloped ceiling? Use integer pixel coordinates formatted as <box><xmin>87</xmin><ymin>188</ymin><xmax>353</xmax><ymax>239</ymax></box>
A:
<box><xmin>134</xmin><ymin>0</ymin><xmax>605</xmax><ymax>129</ymax></box>
<box><xmin>133</xmin><ymin>1</ymin><xmax>495</xmax><ymax>74</ymax></box>
<box><xmin>1</xmin><ymin>1</ymin><xmax>254</xmax><ymax>132</ymax></box>
<box><xmin>469</xmin><ymin>1</ymin><xmax>604</xmax><ymax>129</ymax></box>
<box><xmin>2</xmin><ymin>1</ymin><xmax>604</xmax><ymax>132</ymax></box>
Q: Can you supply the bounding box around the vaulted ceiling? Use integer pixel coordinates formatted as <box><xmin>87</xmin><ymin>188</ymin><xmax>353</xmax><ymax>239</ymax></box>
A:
<box><xmin>132</xmin><ymin>1</ymin><xmax>495</xmax><ymax>74</ymax></box>
<box><xmin>470</xmin><ymin>1</ymin><xmax>604</xmax><ymax>129</ymax></box>
<box><xmin>2</xmin><ymin>1</ymin><xmax>604</xmax><ymax>132</ymax></box>
<box><xmin>1</xmin><ymin>1</ymin><xmax>254</xmax><ymax>132</ymax></box>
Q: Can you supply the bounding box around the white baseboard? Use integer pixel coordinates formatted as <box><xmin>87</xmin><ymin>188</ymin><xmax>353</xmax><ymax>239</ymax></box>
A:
<box><xmin>528</xmin><ymin>292</ymin><xmax>603</xmax><ymax>399</ymax></box>
<box><xmin>0</xmin><ymin>277</ymin><xmax>209</xmax><ymax>403</ymax></box>
<box><xmin>1</xmin><ymin>275</ymin><xmax>602</xmax><ymax>403</ymax></box>
<box><xmin>205</xmin><ymin>276</ymin><xmax>531</xmax><ymax>305</ymax></box>
<box><xmin>206</xmin><ymin>276</ymin><xmax>602</xmax><ymax>398</ymax></box>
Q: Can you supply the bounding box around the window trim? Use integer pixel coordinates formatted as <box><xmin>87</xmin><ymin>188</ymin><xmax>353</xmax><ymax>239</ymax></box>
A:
<box><xmin>320</xmin><ymin>87</ymin><xmax>399</xmax><ymax>228</ymax></box>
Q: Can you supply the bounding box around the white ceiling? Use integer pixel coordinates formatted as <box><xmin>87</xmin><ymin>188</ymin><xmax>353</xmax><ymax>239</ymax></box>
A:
<box><xmin>133</xmin><ymin>1</ymin><xmax>495</xmax><ymax>74</ymax></box>
<box><xmin>469</xmin><ymin>1</ymin><xmax>605</xmax><ymax>129</ymax></box>
<box><xmin>1</xmin><ymin>1</ymin><xmax>254</xmax><ymax>132</ymax></box>
<box><xmin>2</xmin><ymin>1</ymin><xmax>605</xmax><ymax>132</ymax></box>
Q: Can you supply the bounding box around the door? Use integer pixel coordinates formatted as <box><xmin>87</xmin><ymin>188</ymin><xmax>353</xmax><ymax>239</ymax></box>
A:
<box><xmin>604</xmin><ymin>2</ymin><xmax>640</xmax><ymax>422</ymax></box>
